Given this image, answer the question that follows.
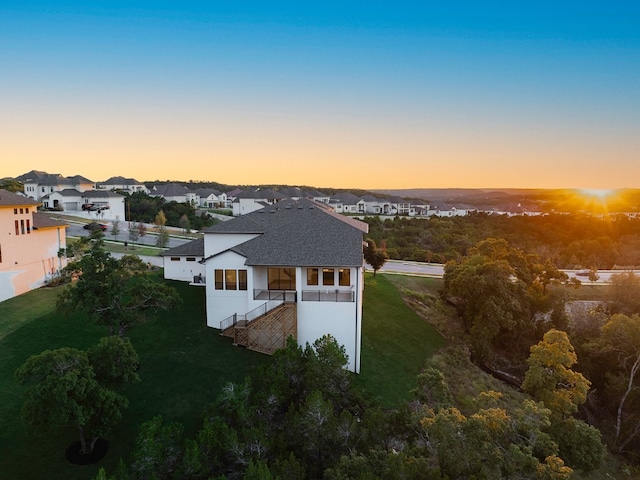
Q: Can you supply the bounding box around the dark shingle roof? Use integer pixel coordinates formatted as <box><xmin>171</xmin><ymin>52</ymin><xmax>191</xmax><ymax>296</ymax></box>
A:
<box><xmin>153</xmin><ymin>183</ymin><xmax>191</xmax><ymax>197</ymax></box>
<box><xmin>204</xmin><ymin>198</ymin><xmax>368</xmax><ymax>267</ymax></box>
<box><xmin>330</xmin><ymin>192</ymin><xmax>362</xmax><ymax>204</ymax></box>
<box><xmin>194</xmin><ymin>188</ymin><xmax>222</xmax><ymax>197</ymax></box>
<box><xmin>235</xmin><ymin>188</ymin><xmax>284</xmax><ymax>200</ymax></box>
<box><xmin>0</xmin><ymin>189</ymin><xmax>39</xmax><ymax>207</ymax></box>
<box><xmin>99</xmin><ymin>176</ymin><xmax>142</xmax><ymax>185</ymax></box>
<box><xmin>160</xmin><ymin>238</ymin><xmax>205</xmax><ymax>257</ymax></box>
<box><xmin>15</xmin><ymin>170</ymin><xmax>52</xmax><ymax>182</ymax></box>
<box><xmin>44</xmin><ymin>188</ymin><xmax>81</xmax><ymax>197</ymax></box>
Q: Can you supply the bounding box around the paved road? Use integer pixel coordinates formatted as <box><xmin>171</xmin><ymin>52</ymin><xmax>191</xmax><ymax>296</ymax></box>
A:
<box><xmin>65</xmin><ymin>221</ymin><xmax>193</xmax><ymax>250</ymax></box>
<box><xmin>367</xmin><ymin>260</ymin><xmax>633</xmax><ymax>284</ymax></box>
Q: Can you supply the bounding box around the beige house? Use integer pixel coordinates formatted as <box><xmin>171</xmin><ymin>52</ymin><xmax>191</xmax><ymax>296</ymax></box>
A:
<box><xmin>0</xmin><ymin>190</ymin><xmax>68</xmax><ymax>303</ymax></box>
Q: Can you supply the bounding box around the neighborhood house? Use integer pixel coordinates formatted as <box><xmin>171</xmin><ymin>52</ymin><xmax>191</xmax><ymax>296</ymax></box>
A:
<box><xmin>0</xmin><ymin>190</ymin><xmax>68</xmax><ymax>303</ymax></box>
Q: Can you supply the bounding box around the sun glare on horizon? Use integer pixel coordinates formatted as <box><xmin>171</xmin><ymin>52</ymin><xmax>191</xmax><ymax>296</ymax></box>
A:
<box><xmin>573</xmin><ymin>188</ymin><xmax>625</xmax><ymax>213</ymax></box>
<box><xmin>580</xmin><ymin>189</ymin><xmax>616</xmax><ymax>200</ymax></box>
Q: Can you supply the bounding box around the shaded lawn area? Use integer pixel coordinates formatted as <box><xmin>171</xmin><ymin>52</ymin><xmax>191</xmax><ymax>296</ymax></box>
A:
<box><xmin>0</xmin><ymin>281</ymin><xmax>267</xmax><ymax>480</ymax></box>
<box><xmin>0</xmin><ymin>286</ymin><xmax>61</xmax><ymax>339</ymax></box>
<box><xmin>354</xmin><ymin>273</ymin><xmax>445</xmax><ymax>407</ymax></box>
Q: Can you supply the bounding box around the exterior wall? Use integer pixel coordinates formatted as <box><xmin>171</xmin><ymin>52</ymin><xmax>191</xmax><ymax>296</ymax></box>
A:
<box><xmin>233</xmin><ymin>198</ymin><xmax>267</xmax><ymax>216</ymax></box>
<box><xmin>163</xmin><ymin>255</ymin><xmax>205</xmax><ymax>282</ymax></box>
<box><xmin>23</xmin><ymin>182</ymin><xmax>39</xmax><ymax>200</ymax></box>
<box><xmin>205</xmin><ymin>251</ymin><xmax>251</xmax><ymax>328</ymax></box>
<box><xmin>45</xmin><ymin>191</ymin><xmax>82</xmax><ymax>210</ymax></box>
<box><xmin>297</xmin><ymin>299</ymin><xmax>359</xmax><ymax>372</ymax></box>
<box><xmin>82</xmin><ymin>196</ymin><xmax>126</xmax><ymax>221</ymax></box>
<box><xmin>0</xmin><ymin>209</ymin><xmax>67</xmax><ymax>303</ymax></box>
<box><xmin>296</xmin><ymin>265</ymin><xmax>362</xmax><ymax>372</ymax></box>
<box><xmin>97</xmin><ymin>183</ymin><xmax>148</xmax><ymax>193</ymax></box>
<box><xmin>204</xmin><ymin>232</ymin><xmax>259</xmax><ymax>257</ymax></box>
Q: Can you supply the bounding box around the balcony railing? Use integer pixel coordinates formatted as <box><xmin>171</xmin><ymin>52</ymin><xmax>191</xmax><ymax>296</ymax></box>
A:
<box><xmin>220</xmin><ymin>293</ymin><xmax>290</xmax><ymax>332</ymax></box>
<box><xmin>301</xmin><ymin>289</ymin><xmax>354</xmax><ymax>302</ymax></box>
<box><xmin>253</xmin><ymin>289</ymin><xmax>297</xmax><ymax>302</ymax></box>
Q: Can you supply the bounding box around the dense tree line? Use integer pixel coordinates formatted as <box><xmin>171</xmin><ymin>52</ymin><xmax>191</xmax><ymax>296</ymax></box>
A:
<box><xmin>125</xmin><ymin>191</ymin><xmax>216</xmax><ymax>231</ymax></box>
<box><xmin>365</xmin><ymin>212</ymin><xmax>640</xmax><ymax>269</ymax></box>
<box><xmin>443</xmin><ymin>237</ymin><xmax>640</xmax><ymax>460</ymax></box>
<box><xmin>93</xmin><ymin>335</ymin><xmax>604</xmax><ymax>480</ymax></box>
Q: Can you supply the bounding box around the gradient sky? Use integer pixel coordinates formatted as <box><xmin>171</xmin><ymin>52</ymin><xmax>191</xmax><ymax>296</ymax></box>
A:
<box><xmin>1</xmin><ymin>1</ymin><xmax>639</xmax><ymax>189</ymax></box>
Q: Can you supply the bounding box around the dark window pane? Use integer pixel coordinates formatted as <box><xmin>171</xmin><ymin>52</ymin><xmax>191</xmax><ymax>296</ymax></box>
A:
<box><xmin>215</xmin><ymin>269</ymin><xmax>224</xmax><ymax>290</ymax></box>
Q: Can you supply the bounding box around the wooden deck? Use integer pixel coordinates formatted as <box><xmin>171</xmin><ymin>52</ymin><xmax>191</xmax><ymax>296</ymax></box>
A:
<box><xmin>221</xmin><ymin>304</ymin><xmax>297</xmax><ymax>355</ymax></box>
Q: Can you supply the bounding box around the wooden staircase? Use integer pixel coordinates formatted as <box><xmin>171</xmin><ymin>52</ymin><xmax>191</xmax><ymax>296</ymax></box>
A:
<box><xmin>221</xmin><ymin>303</ymin><xmax>297</xmax><ymax>355</ymax></box>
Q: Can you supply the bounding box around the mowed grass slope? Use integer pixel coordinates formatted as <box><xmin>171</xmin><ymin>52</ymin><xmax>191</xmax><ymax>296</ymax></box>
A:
<box><xmin>0</xmin><ymin>274</ymin><xmax>444</xmax><ymax>479</ymax></box>
<box><xmin>0</xmin><ymin>281</ymin><xmax>268</xmax><ymax>480</ymax></box>
<box><xmin>355</xmin><ymin>274</ymin><xmax>445</xmax><ymax>407</ymax></box>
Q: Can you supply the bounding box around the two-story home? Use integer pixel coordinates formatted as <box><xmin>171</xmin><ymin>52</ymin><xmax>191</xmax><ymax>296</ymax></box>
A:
<box><xmin>0</xmin><ymin>190</ymin><xmax>68</xmax><ymax>303</ymax></box>
<box><xmin>231</xmin><ymin>188</ymin><xmax>284</xmax><ymax>216</ymax></box>
<box><xmin>194</xmin><ymin>188</ymin><xmax>227</xmax><ymax>209</ymax></box>
<box><xmin>149</xmin><ymin>183</ymin><xmax>197</xmax><ymax>204</ymax></box>
<box><xmin>96</xmin><ymin>176</ymin><xmax>149</xmax><ymax>194</ymax></box>
<box><xmin>164</xmin><ymin>198</ymin><xmax>368</xmax><ymax>372</ymax></box>
<box><xmin>18</xmin><ymin>171</ymin><xmax>94</xmax><ymax>201</ymax></box>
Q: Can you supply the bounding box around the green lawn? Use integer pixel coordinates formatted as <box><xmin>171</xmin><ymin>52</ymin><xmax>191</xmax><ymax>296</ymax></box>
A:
<box><xmin>0</xmin><ymin>282</ymin><xmax>268</xmax><ymax>480</ymax></box>
<box><xmin>355</xmin><ymin>273</ymin><xmax>445</xmax><ymax>407</ymax></box>
<box><xmin>0</xmin><ymin>274</ymin><xmax>444</xmax><ymax>479</ymax></box>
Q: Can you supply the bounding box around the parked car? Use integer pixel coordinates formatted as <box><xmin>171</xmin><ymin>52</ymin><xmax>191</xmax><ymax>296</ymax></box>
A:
<box><xmin>81</xmin><ymin>203</ymin><xmax>94</xmax><ymax>210</ymax></box>
<box><xmin>83</xmin><ymin>222</ymin><xmax>108</xmax><ymax>231</ymax></box>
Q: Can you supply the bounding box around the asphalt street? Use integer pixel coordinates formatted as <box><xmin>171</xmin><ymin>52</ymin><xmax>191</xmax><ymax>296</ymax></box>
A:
<box><xmin>366</xmin><ymin>260</ymin><xmax>631</xmax><ymax>284</ymax></box>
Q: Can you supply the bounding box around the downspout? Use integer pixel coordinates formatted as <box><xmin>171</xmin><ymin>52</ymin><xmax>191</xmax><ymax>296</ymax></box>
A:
<box><xmin>354</xmin><ymin>266</ymin><xmax>361</xmax><ymax>374</ymax></box>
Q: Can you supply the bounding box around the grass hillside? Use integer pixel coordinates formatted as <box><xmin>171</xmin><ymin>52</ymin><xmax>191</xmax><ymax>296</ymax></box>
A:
<box><xmin>0</xmin><ymin>273</ymin><xmax>445</xmax><ymax>479</ymax></box>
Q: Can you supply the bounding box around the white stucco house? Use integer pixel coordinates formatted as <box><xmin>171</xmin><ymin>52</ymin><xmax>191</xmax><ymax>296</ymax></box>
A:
<box><xmin>194</xmin><ymin>188</ymin><xmax>227</xmax><ymax>208</ymax></box>
<box><xmin>149</xmin><ymin>183</ymin><xmax>197</xmax><ymax>204</ymax></box>
<box><xmin>163</xmin><ymin>198</ymin><xmax>369</xmax><ymax>372</ymax></box>
<box><xmin>231</xmin><ymin>188</ymin><xmax>284</xmax><ymax>216</ymax></box>
<box><xmin>18</xmin><ymin>170</ymin><xmax>94</xmax><ymax>201</ymax></box>
<box><xmin>96</xmin><ymin>176</ymin><xmax>149</xmax><ymax>194</ymax></box>
<box><xmin>0</xmin><ymin>190</ymin><xmax>68</xmax><ymax>303</ymax></box>
<box><xmin>39</xmin><ymin>189</ymin><xmax>126</xmax><ymax>221</ymax></box>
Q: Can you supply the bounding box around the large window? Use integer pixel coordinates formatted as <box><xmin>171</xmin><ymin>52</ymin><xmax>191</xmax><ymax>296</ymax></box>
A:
<box><xmin>225</xmin><ymin>270</ymin><xmax>237</xmax><ymax>290</ymax></box>
<box><xmin>215</xmin><ymin>269</ymin><xmax>247</xmax><ymax>290</ymax></box>
<box><xmin>268</xmin><ymin>268</ymin><xmax>296</xmax><ymax>290</ymax></box>
<box><xmin>323</xmin><ymin>268</ymin><xmax>334</xmax><ymax>286</ymax></box>
<box><xmin>338</xmin><ymin>268</ymin><xmax>351</xmax><ymax>286</ymax></box>
<box><xmin>307</xmin><ymin>268</ymin><xmax>318</xmax><ymax>286</ymax></box>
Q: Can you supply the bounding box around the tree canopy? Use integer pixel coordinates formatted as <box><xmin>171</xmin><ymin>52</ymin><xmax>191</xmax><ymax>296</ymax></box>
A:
<box><xmin>15</xmin><ymin>337</ymin><xmax>138</xmax><ymax>455</ymax></box>
<box><xmin>443</xmin><ymin>238</ymin><xmax>569</xmax><ymax>365</ymax></box>
<box><xmin>57</xmin><ymin>239</ymin><xmax>180</xmax><ymax>336</ymax></box>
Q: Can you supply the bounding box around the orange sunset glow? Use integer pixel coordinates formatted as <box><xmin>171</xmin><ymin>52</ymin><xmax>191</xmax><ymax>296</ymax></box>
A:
<box><xmin>1</xmin><ymin>3</ymin><xmax>639</xmax><ymax>190</ymax></box>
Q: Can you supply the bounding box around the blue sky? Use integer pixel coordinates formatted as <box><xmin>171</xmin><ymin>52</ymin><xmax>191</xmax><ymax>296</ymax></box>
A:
<box><xmin>1</xmin><ymin>1</ymin><xmax>639</xmax><ymax>188</ymax></box>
